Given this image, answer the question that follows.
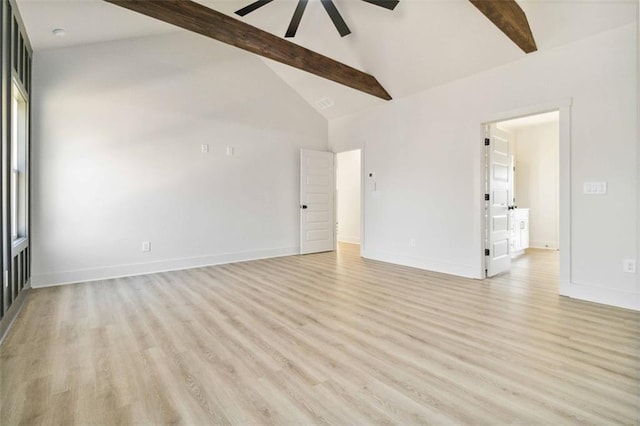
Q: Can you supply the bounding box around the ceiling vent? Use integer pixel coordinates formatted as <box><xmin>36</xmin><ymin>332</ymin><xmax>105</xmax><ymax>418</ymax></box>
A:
<box><xmin>315</xmin><ymin>97</ymin><xmax>335</xmax><ymax>111</ymax></box>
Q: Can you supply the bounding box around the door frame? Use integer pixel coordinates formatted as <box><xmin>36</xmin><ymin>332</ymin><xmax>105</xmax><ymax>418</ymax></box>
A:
<box><xmin>479</xmin><ymin>99</ymin><xmax>572</xmax><ymax>291</ymax></box>
<box><xmin>333</xmin><ymin>146</ymin><xmax>365</xmax><ymax>257</ymax></box>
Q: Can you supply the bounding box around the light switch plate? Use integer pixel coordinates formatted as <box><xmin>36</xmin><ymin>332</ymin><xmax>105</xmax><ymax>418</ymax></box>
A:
<box><xmin>583</xmin><ymin>182</ymin><xmax>607</xmax><ymax>195</ymax></box>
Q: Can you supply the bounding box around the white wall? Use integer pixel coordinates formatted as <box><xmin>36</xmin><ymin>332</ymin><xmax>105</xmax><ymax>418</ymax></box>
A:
<box><xmin>31</xmin><ymin>32</ymin><xmax>328</xmax><ymax>286</ymax></box>
<box><xmin>336</xmin><ymin>150</ymin><xmax>361</xmax><ymax>244</ymax></box>
<box><xmin>513</xmin><ymin>122</ymin><xmax>560</xmax><ymax>249</ymax></box>
<box><xmin>637</xmin><ymin>4</ymin><xmax>640</xmax><ymax>309</ymax></box>
<box><xmin>330</xmin><ymin>24</ymin><xmax>638</xmax><ymax>310</ymax></box>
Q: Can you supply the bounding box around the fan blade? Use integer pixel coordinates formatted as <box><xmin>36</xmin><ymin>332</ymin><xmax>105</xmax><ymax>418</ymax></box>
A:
<box><xmin>320</xmin><ymin>0</ymin><xmax>351</xmax><ymax>37</ymax></box>
<box><xmin>235</xmin><ymin>0</ymin><xmax>274</xmax><ymax>17</ymax></box>
<box><xmin>469</xmin><ymin>0</ymin><xmax>537</xmax><ymax>53</ymax></box>
<box><xmin>102</xmin><ymin>0</ymin><xmax>392</xmax><ymax>100</ymax></box>
<box><xmin>285</xmin><ymin>0</ymin><xmax>309</xmax><ymax>38</ymax></box>
<box><xmin>360</xmin><ymin>0</ymin><xmax>399</xmax><ymax>11</ymax></box>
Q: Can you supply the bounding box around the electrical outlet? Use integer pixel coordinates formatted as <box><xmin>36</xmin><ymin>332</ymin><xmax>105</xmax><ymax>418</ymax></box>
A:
<box><xmin>410</xmin><ymin>238</ymin><xmax>417</xmax><ymax>248</ymax></box>
<box><xmin>622</xmin><ymin>258</ymin><xmax>636</xmax><ymax>273</ymax></box>
<box><xmin>201</xmin><ymin>144</ymin><xmax>209</xmax><ymax>153</ymax></box>
<box><xmin>142</xmin><ymin>241</ymin><xmax>151</xmax><ymax>253</ymax></box>
<box><xmin>226</xmin><ymin>146</ymin><xmax>234</xmax><ymax>156</ymax></box>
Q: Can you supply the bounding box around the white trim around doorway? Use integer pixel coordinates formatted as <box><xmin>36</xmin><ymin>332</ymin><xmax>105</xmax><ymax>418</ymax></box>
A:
<box><xmin>479</xmin><ymin>98</ymin><xmax>572</xmax><ymax>293</ymax></box>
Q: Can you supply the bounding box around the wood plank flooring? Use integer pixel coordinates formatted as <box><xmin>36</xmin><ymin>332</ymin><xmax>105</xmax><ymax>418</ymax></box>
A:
<box><xmin>1</xmin><ymin>244</ymin><xmax>639</xmax><ymax>425</ymax></box>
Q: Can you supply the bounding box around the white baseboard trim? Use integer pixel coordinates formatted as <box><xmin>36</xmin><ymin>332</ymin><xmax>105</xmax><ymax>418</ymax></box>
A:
<box><xmin>337</xmin><ymin>235</ymin><xmax>361</xmax><ymax>244</ymax></box>
<box><xmin>530</xmin><ymin>241</ymin><xmax>559</xmax><ymax>249</ymax></box>
<box><xmin>31</xmin><ymin>246</ymin><xmax>300</xmax><ymax>288</ymax></box>
<box><xmin>363</xmin><ymin>248</ymin><xmax>480</xmax><ymax>279</ymax></box>
<box><xmin>560</xmin><ymin>282</ymin><xmax>639</xmax><ymax>311</ymax></box>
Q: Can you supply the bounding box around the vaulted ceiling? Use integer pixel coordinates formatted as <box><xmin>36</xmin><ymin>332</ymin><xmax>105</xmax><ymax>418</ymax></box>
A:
<box><xmin>15</xmin><ymin>0</ymin><xmax>639</xmax><ymax>119</ymax></box>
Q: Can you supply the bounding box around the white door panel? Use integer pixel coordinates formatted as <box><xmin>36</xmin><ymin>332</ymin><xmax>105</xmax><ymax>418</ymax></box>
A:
<box><xmin>300</xmin><ymin>150</ymin><xmax>335</xmax><ymax>254</ymax></box>
<box><xmin>486</xmin><ymin>124</ymin><xmax>512</xmax><ymax>277</ymax></box>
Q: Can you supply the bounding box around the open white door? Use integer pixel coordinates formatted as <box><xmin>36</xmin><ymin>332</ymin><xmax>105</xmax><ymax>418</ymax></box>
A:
<box><xmin>300</xmin><ymin>150</ymin><xmax>335</xmax><ymax>254</ymax></box>
<box><xmin>486</xmin><ymin>124</ymin><xmax>512</xmax><ymax>277</ymax></box>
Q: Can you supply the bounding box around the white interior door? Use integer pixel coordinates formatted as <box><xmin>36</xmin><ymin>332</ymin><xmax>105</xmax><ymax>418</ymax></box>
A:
<box><xmin>300</xmin><ymin>150</ymin><xmax>335</xmax><ymax>254</ymax></box>
<box><xmin>486</xmin><ymin>124</ymin><xmax>512</xmax><ymax>276</ymax></box>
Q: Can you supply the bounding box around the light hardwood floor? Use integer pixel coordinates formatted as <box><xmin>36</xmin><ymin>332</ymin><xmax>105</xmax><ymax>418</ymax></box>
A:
<box><xmin>1</xmin><ymin>244</ymin><xmax>639</xmax><ymax>425</ymax></box>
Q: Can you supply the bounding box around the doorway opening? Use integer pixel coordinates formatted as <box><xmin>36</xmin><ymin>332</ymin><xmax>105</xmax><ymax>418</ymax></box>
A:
<box><xmin>484</xmin><ymin>111</ymin><xmax>561</xmax><ymax>279</ymax></box>
<box><xmin>335</xmin><ymin>149</ymin><xmax>362</xmax><ymax>254</ymax></box>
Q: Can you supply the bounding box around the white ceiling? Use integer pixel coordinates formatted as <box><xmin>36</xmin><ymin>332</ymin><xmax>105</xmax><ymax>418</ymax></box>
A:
<box><xmin>15</xmin><ymin>0</ymin><xmax>639</xmax><ymax>119</ymax></box>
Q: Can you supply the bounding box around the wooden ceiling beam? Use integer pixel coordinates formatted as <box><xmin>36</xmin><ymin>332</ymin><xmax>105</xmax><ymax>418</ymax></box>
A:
<box><xmin>103</xmin><ymin>0</ymin><xmax>392</xmax><ymax>100</ymax></box>
<box><xmin>469</xmin><ymin>0</ymin><xmax>537</xmax><ymax>53</ymax></box>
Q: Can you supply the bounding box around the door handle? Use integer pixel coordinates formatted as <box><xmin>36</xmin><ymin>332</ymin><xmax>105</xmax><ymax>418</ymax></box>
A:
<box><xmin>301</xmin><ymin>205</ymin><xmax>308</xmax><ymax>209</ymax></box>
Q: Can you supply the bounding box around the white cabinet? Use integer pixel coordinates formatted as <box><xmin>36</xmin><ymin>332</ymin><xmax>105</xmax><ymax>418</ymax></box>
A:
<box><xmin>510</xmin><ymin>208</ymin><xmax>529</xmax><ymax>257</ymax></box>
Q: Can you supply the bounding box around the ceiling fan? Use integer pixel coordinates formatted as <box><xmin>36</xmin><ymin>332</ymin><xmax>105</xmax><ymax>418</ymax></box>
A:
<box><xmin>235</xmin><ymin>0</ymin><xmax>399</xmax><ymax>38</ymax></box>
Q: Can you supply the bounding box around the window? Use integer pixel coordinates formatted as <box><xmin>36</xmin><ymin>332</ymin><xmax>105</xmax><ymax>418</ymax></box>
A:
<box><xmin>11</xmin><ymin>83</ymin><xmax>27</xmax><ymax>243</ymax></box>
